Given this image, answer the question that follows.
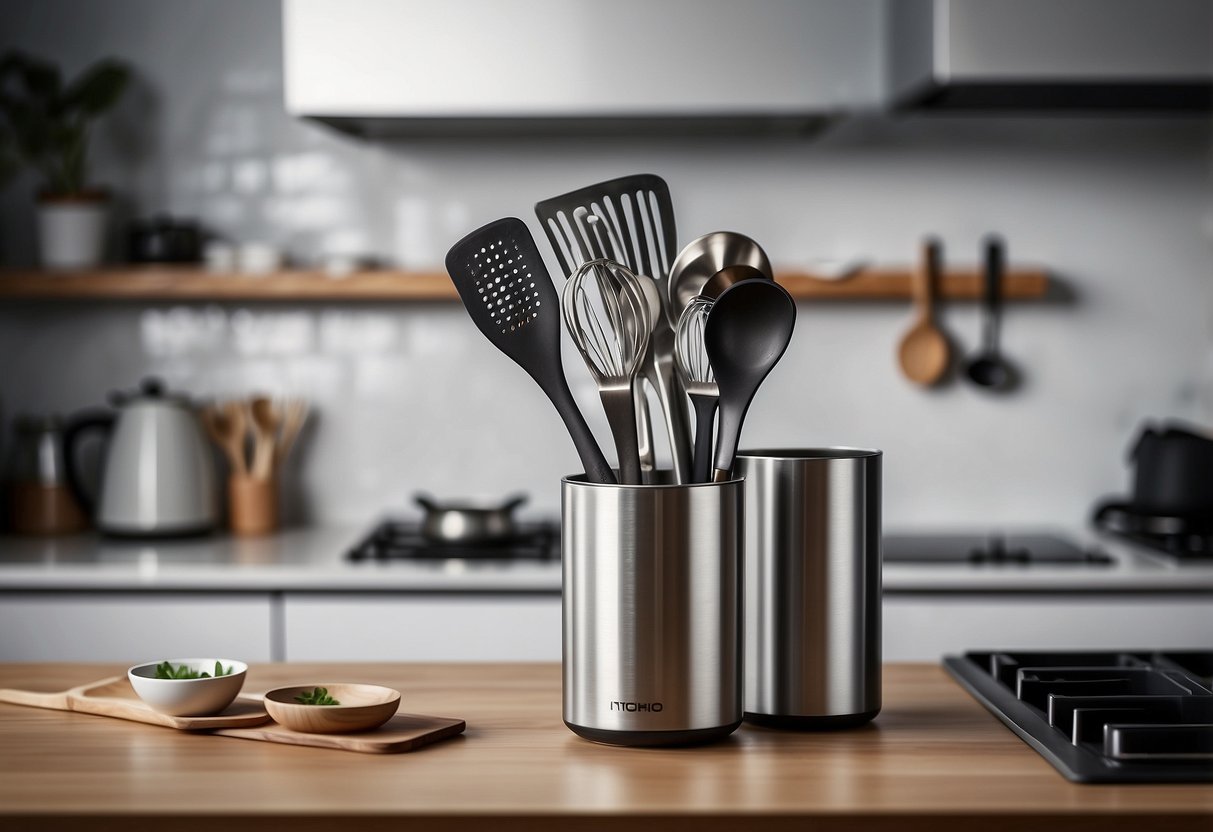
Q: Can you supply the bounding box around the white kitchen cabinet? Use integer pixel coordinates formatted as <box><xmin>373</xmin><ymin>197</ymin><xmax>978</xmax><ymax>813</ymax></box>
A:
<box><xmin>883</xmin><ymin>595</ymin><xmax>1213</xmax><ymax>662</ymax></box>
<box><xmin>0</xmin><ymin>593</ymin><xmax>275</xmax><ymax>662</ymax></box>
<box><xmin>3</xmin><ymin>589</ymin><xmax>1208</xmax><ymax>665</ymax></box>
<box><xmin>283</xmin><ymin>594</ymin><xmax>561</xmax><ymax>661</ymax></box>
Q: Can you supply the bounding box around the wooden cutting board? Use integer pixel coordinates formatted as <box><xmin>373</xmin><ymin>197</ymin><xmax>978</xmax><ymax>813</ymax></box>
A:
<box><xmin>0</xmin><ymin>676</ymin><xmax>466</xmax><ymax>754</ymax></box>
<box><xmin>213</xmin><ymin>713</ymin><xmax>466</xmax><ymax>753</ymax></box>
<box><xmin>0</xmin><ymin>676</ymin><xmax>271</xmax><ymax>729</ymax></box>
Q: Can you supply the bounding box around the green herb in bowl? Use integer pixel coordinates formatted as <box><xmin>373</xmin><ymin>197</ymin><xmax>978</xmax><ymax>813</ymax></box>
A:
<box><xmin>294</xmin><ymin>687</ymin><xmax>341</xmax><ymax>706</ymax></box>
<box><xmin>154</xmin><ymin>660</ymin><xmax>233</xmax><ymax>680</ymax></box>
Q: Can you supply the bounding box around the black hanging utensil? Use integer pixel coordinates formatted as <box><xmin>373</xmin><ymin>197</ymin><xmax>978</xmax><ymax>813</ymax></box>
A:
<box><xmin>445</xmin><ymin>217</ymin><xmax>616</xmax><ymax>484</ymax></box>
<box><xmin>964</xmin><ymin>235</ymin><xmax>1017</xmax><ymax>391</ymax></box>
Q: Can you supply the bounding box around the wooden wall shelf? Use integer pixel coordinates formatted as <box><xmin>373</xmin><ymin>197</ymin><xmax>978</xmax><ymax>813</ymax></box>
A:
<box><xmin>0</xmin><ymin>267</ymin><xmax>457</xmax><ymax>302</ymax></box>
<box><xmin>0</xmin><ymin>265</ymin><xmax>1049</xmax><ymax>303</ymax></box>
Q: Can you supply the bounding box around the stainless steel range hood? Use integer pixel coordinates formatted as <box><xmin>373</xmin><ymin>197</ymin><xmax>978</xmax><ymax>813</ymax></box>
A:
<box><xmin>889</xmin><ymin>0</ymin><xmax>1213</xmax><ymax>112</ymax></box>
<box><xmin>284</xmin><ymin>0</ymin><xmax>881</xmax><ymax>137</ymax></box>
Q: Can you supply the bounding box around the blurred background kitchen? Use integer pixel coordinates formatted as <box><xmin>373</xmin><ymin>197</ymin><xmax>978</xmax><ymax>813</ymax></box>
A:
<box><xmin>0</xmin><ymin>1</ymin><xmax>1210</xmax><ymax>664</ymax></box>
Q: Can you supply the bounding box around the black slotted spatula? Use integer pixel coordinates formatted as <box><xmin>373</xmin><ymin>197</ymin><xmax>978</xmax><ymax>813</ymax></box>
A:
<box><xmin>535</xmin><ymin>173</ymin><xmax>693</xmax><ymax>484</ymax></box>
<box><xmin>534</xmin><ymin>173</ymin><xmax>677</xmax><ymax>282</ymax></box>
<box><xmin>445</xmin><ymin>217</ymin><xmax>616</xmax><ymax>484</ymax></box>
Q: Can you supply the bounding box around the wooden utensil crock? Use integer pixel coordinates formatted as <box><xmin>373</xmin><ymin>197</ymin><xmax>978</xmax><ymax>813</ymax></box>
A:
<box><xmin>229</xmin><ymin>475</ymin><xmax>278</xmax><ymax>536</ymax></box>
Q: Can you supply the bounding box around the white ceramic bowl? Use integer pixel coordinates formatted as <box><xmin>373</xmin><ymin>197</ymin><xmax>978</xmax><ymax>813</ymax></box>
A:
<box><xmin>128</xmin><ymin>659</ymin><xmax>248</xmax><ymax>716</ymax></box>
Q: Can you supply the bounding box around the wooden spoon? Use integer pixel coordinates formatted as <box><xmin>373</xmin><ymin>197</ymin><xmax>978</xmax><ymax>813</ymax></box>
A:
<box><xmin>249</xmin><ymin>397</ymin><xmax>282</xmax><ymax>480</ymax></box>
<box><xmin>202</xmin><ymin>402</ymin><xmax>248</xmax><ymax>476</ymax></box>
<box><xmin>274</xmin><ymin>397</ymin><xmax>309</xmax><ymax>466</ymax></box>
<box><xmin>897</xmin><ymin>240</ymin><xmax>950</xmax><ymax>386</ymax></box>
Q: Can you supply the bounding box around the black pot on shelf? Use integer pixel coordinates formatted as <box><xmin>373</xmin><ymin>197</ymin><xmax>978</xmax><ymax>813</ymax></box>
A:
<box><xmin>127</xmin><ymin>215</ymin><xmax>203</xmax><ymax>263</ymax></box>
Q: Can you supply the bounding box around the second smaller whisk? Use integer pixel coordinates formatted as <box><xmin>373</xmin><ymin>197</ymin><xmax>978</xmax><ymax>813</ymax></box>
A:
<box><xmin>674</xmin><ymin>296</ymin><xmax>718</xmax><ymax>483</ymax></box>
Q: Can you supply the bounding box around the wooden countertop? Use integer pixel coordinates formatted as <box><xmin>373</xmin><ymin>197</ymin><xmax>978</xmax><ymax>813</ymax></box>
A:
<box><xmin>0</xmin><ymin>663</ymin><xmax>1208</xmax><ymax>831</ymax></box>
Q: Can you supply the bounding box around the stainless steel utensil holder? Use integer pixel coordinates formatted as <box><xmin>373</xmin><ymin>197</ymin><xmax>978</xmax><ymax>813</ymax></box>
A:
<box><xmin>737</xmin><ymin>448</ymin><xmax>882</xmax><ymax>729</ymax></box>
<box><xmin>562</xmin><ymin>474</ymin><xmax>743</xmax><ymax>746</ymax></box>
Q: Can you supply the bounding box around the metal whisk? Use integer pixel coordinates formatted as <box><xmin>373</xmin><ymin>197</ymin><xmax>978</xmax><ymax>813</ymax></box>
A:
<box><xmin>674</xmin><ymin>296</ymin><xmax>717</xmax><ymax>483</ymax></box>
<box><xmin>562</xmin><ymin>258</ymin><xmax>652</xmax><ymax>484</ymax></box>
<box><xmin>576</xmin><ymin>209</ymin><xmax>657</xmax><ymax>481</ymax></box>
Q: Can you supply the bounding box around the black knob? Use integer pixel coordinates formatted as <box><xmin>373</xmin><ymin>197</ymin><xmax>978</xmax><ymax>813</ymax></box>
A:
<box><xmin>140</xmin><ymin>377</ymin><xmax>166</xmax><ymax>397</ymax></box>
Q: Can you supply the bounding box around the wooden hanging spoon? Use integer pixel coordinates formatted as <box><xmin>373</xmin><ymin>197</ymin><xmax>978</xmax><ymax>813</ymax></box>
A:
<box><xmin>897</xmin><ymin>239</ymin><xmax>950</xmax><ymax>386</ymax></box>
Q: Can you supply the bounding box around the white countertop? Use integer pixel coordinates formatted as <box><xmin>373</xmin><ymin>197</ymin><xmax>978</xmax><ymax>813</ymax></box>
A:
<box><xmin>0</xmin><ymin>526</ymin><xmax>1210</xmax><ymax>594</ymax></box>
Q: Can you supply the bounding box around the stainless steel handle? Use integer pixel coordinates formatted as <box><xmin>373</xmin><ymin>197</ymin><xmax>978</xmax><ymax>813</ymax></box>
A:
<box><xmin>647</xmin><ymin>328</ymin><xmax>693</xmax><ymax>483</ymax></box>
<box><xmin>599</xmin><ymin>383</ymin><xmax>641</xmax><ymax>484</ymax></box>
<box><xmin>633</xmin><ymin>378</ymin><xmax>655</xmax><ymax>478</ymax></box>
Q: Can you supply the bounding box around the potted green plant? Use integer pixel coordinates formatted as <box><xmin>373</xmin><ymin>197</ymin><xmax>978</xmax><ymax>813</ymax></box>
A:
<box><xmin>0</xmin><ymin>51</ymin><xmax>130</xmax><ymax>269</ymax></box>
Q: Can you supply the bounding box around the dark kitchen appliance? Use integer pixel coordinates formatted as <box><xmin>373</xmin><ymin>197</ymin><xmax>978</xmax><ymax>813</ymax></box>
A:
<box><xmin>944</xmin><ymin>650</ymin><xmax>1213</xmax><ymax>783</ymax></box>
<box><xmin>1092</xmin><ymin>421</ymin><xmax>1213</xmax><ymax>562</ymax></box>
<box><xmin>1129</xmin><ymin>423</ymin><xmax>1213</xmax><ymax>514</ymax></box>
<box><xmin>347</xmin><ymin>519</ymin><xmax>558</xmax><ymax>562</ymax></box>
<box><xmin>883</xmin><ymin>533</ymin><xmax>1111</xmax><ymax>565</ymax></box>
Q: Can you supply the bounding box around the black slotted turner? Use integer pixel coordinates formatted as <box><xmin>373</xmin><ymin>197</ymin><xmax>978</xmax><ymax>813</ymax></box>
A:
<box><xmin>534</xmin><ymin>173</ymin><xmax>677</xmax><ymax>281</ymax></box>
<box><xmin>535</xmin><ymin>174</ymin><xmax>693</xmax><ymax>483</ymax></box>
<box><xmin>445</xmin><ymin>217</ymin><xmax>616</xmax><ymax>484</ymax></box>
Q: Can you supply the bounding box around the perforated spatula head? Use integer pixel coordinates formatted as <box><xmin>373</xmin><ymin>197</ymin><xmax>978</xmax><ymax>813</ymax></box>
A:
<box><xmin>446</xmin><ymin>217</ymin><xmax>560</xmax><ymax>377</ymax></box>
<box><xmin>445</xmin><ymin>217</ymin><xmax>615</xmax><ymax>484</ymax></box>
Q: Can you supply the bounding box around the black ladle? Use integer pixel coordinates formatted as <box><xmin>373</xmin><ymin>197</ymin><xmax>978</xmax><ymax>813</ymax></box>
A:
<box><xmin>704</xmin><ymin>279</ymin><xmax>797</xmax><ymax>482</ymax></box>
<box><xmin>965</xmin><ymin>237</ymin><xmax>1015</xmax><ymax>391</ymax></box>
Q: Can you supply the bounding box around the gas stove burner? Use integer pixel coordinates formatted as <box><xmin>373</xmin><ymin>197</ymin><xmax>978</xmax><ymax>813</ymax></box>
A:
<box><xmin>1093</xmin><ymin>501</ymin><xmax>1213</xmax><ymax>561</ymax></box>
<box><xmin>882</xmin><ymin>533</ymin><xmax>1111</xmax><ymax>566</ymax></box>
<box><xmin>946</xmin><ymin>650</ymin><xmax>1213</xmax><ymax>783</ymax></box>
<box><xmin>347</xmin><ymin>520</ymin><xmax>559</xmax><ymax>562</ymax></box>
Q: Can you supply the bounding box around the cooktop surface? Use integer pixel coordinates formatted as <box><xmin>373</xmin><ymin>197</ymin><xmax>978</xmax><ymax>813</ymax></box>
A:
<box><xmin>945</xmin><ymin>650</ymin><xmax>1213</xmax><ymax>783</ymax></box>
<box><xmin>884</xmin><ymin>533</ymin><xmax>1111</xmax><ymax>565</ymax></box>
<box><xmin>347</xmin><ymin>520</ymin><xmax>559</xmax><ymax>562</ymax></box>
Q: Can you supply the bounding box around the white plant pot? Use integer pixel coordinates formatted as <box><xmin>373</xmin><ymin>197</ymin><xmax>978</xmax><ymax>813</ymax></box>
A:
<box><xmin>37</xmin><ymin>198</ymin><xmax>108</xmax><ymax>270</ymax></box>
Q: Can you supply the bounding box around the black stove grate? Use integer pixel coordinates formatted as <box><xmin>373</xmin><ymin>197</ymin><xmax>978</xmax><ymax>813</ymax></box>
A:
<box><xmin>1093</xmin><ymin>502</ymin><xmax>1213</xmax><ymax>561</ymax></box>
<box><xmin>1117</xmin><ymin>530</ymin><xmax>1213</xmax><ymax>561</ymax></box>
<box><xmin>347</xmin><ymin>520</ymin><xmax>559</xmax><ymax>562</ymax></box>
<box><xmin>945</xmin><ymin>650</ymin><xmax>1213</xmax><ymax>783</ymax></box>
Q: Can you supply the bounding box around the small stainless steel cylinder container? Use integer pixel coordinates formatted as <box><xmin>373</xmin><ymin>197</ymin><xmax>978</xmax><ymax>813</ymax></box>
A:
<box><xmin>562</xmin><ymin>474</ymin><xmax>744</xmax><ymax>746</ymax></box>
<box><xmin>736</xmin><ymin>448</ymin><xmax>882</xmax><ymax>729</ymax></box>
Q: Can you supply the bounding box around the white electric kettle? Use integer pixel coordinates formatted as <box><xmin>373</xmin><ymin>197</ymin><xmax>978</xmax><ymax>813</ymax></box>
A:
<box><xmin>64</xmin><ymin>378</ymin><xmax>217</xmax><ymax>536</ymax></box>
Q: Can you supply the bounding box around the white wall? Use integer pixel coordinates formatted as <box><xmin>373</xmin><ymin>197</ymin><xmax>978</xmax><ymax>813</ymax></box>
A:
<box><xmin>1</xmin><ymin>0</ymin><xmax>1211</xmax><ymax>529</ymax></box>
